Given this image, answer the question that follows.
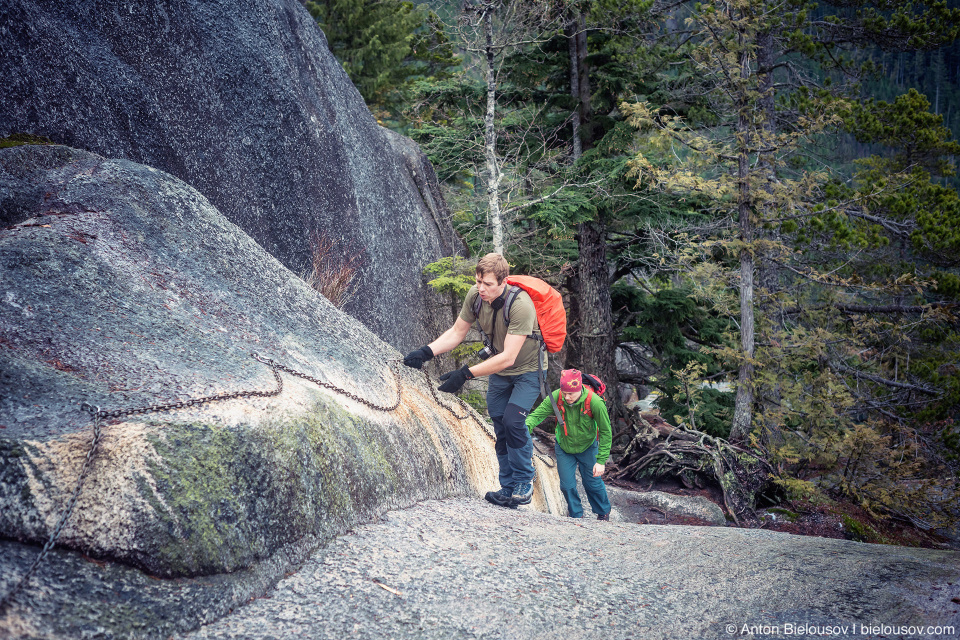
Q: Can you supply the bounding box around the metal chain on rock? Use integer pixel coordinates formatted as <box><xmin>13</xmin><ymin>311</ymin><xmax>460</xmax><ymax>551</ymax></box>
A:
<box><xmin>253</xmin><ymin>354</ymin><xmax>402</xmax><ymax>412</ymax></box>
<box><xmin>260</xmin><ymin>354</ymin><xmax>553</xmax><ymax>467</ymax></box>
<box><xmin>418</xmin><ymin>369</ymin><xmax>555</xmax><ymax>469</ymax></box>
<box><xmin>0</xmin><ymin>352</ymin><xmax>552</xmax><ymax>611</ymax></box>
<box><xmin>0</xmin><ymin>359</ymin><xmax>287</xmax><ymax>611</ymax></box>
<box><xmin>0</xmin><ymin>360</ymin><xmax>287</xmax><ymax>612</ymax></box>
<box><xmin>90</xmin><ymin>360</ymin><xmax>284</xmax><ymax>422</ymax></box>
<box><xmin>254</xmin><ymin>354</ymin><xmax>551</xmax><ymax>467</ymax></box>
<box><xmin>0</xmin><ymin>406</ymin><xmax>103</xmax><ymax>614</ymax></box>
<box><xmin>421</xmin><ymin>369</ymin><xmax>485</xmax><ymax>423</ymax></box>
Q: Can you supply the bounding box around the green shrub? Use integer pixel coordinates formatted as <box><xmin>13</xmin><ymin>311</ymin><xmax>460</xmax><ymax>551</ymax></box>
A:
<box><xmin>0</xmin><ymin>133</ymin><xmax>54</xmax><ymax>148</ymax></box>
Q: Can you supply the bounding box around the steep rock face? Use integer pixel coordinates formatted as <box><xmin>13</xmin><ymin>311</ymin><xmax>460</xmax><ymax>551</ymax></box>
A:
<box><xmin>0</xmin><ymin>145</ymin><xmax>562</xmax><ymax>589</ymax></box>
<box><xmin>0</xmin><ymin>0</ymin><xmax>462</xmax><ymax>350</ymax></box>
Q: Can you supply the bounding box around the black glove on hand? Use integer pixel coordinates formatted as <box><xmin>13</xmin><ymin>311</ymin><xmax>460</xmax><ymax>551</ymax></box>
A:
<box><xmin>402</xmin><ymin>345</ymin><xmax>434</xmax><ymax>369</ymax></box>
<box><xmin>438</xmin><ymin>365</ymin><xmax>474</xmax><ymax>393</ymax></box>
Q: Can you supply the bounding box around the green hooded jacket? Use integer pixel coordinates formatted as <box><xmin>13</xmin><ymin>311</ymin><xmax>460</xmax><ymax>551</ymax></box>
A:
<box><xmin>525</xmin><ymin>389</ymin><xmax>612</xmax><ymax>464</ymax></box>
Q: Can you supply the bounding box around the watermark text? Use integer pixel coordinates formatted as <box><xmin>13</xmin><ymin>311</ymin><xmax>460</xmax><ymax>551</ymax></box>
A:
<box><xmin>724</xmin><ymin>622</ymin><xmax>955</xmax><ymax>637</ymax></box>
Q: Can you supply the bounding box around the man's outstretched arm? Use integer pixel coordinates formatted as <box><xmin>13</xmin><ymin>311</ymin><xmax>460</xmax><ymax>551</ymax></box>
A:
<box><xmin>436</xmin><ymin>333</ymin><xmax>527</xmax><ymax>393</ymax></box>
<box><xmin>428</xmin><ymin>317</ymin><xmax>472</xmax><ymax>356</ymax></box>
<box><xmin>402</xmin><ymin>318</ymin><xmax>472</xmax><ymax>370</ymax></box>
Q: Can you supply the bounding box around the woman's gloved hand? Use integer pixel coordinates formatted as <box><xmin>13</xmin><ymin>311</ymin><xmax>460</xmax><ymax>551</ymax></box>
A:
<box><xmin>402</xmin><ymin>345</ymin><xmax>434</xmax><ymax>369</ymax></box>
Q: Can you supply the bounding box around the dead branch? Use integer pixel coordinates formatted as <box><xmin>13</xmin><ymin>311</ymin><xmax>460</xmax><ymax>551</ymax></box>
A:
<box><xmin>610</xmin><ymin>409</ymin><xmax>774</xmax><ymax>525</ymax></box>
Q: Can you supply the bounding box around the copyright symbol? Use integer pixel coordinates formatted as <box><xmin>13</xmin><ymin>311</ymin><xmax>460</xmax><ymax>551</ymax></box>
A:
<box><xmin>725</xmin><ymin>624</ymin><xmax>738</xmax><ymax>635</ymax></box>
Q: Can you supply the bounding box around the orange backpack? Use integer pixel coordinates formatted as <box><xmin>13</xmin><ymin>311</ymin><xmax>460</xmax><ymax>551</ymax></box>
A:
<box><xmin>505</xmin><ymin>276</ymin><xmax>567</xmax><ymax>352</ymax></box>
<box><xmin>472</xmin><ymin>275</ymin><xmax>567</xmax><ymax>353</ymax></box>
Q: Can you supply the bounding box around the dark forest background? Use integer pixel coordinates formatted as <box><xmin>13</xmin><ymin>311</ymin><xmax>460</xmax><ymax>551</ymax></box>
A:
<box><xmin>302</xmin><ymin>0</ymin><xmax>960</xmax><ymax>543</ymax></box>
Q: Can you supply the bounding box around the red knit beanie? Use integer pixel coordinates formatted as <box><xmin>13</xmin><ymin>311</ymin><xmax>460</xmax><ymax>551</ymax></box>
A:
<box><xmin>560</xmin><ymin>369</ymin><xmax>582</xmax><ymax>393</ymax></box>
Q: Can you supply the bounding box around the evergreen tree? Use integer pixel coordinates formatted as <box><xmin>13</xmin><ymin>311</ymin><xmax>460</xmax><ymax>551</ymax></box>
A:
<box><xmin>401</xmin><ymin>1</ymin><xmax>960</xmax><ymax>526</ymax></box>
<box><xmin>405</xmin><ymin>0</ymin><xmax>584</xmax><ymax>257</ymax></box>
<box><xmin>489</xmin><ymin>0</ymin><xmax>679</xmax><ymax>419</ymax></box>
<box><xmin>407</xmin><ymin>0</ymin><xmax>712</xmax><ymax>424</ymax></box>
<box><xmin>305</xmin><ymin>0</ymin><xmax>457</xmax><ymax>121</ymax></box>
<box><xmin>624</xmin><ymin>0</ymin><xmax>960</xmax><ymax>524</ymax></box>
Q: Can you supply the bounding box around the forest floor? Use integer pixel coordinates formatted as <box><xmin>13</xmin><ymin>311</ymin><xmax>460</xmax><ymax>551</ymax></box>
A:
<box><xmin>605</xmin><ymin>475</ymin><xmax>957</xmax><ymax>550</ymax></box>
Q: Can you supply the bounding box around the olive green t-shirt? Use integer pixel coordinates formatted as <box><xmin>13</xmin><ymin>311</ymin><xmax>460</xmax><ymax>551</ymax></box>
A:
<box><xmin>459</xmin><ymin>284</ymin><xmax>543</xmax><ymax>375</ymax></box>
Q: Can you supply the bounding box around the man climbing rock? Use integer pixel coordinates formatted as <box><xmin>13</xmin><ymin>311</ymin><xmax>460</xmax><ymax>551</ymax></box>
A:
<box><xmin>403</xmin><ymin>253</ymin><xmax>542</xmax><ymax>508</ymax></box>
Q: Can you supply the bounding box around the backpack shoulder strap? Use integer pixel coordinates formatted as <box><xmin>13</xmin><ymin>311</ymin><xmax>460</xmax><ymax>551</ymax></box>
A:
<box><xmin>501</xmin><ymin>285</ymin><xmax>522</xmax><ymax>326</ymax></box>
<box><xmin>557</xmin><ymin>390</ymin><xmax>569</xmax><ymax>436</ymax></box>
<box><xmin>470</xmin><ymin>289</ymin><xmax>495</xmax><ymax>352</ymax></box>
<box><xmin>583</xmin><ymin>388</ymin><xmax>600</xmax><ymax>441</ymax></box>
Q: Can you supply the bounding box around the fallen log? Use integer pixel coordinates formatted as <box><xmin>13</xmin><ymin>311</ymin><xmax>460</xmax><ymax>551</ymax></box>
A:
<box><xmin>609</xmin><ymin>409</ymin><xmax>775</xmax><ymax>525</ymax></box>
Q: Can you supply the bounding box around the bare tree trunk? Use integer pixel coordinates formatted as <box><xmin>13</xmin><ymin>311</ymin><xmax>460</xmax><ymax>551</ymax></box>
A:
<box><xmin>571</xmin><ymin>221</ymin><xmax>626</xmax><ymax>425</ymax></box>
<box><xmin>564</xmin><ymin>7</ymin><xmax>620</xmax><ymax>418</ymax></box>
<box><xmin>756</xmin><ymin>29</ymin><xmax>783</xmax><ymax>449</ymax></box>
<box><xmin>574</xmin><ymin>222</ymin><xmax>618</xmax><ymax>382</ymax></box>
<box><xmin>566</xmin><ymin>8</ymin><xmax>581</xmax><ymax>160</ymax></box>
<box><xmin>574</xmin><ymin>11</ymin><xmax>591</xmax><ymax>149</ymax></box>
<box><xmin>731</xmin><ymin>34</ymin><xmax>755</xmax><ymax>443</ymax></box>
<box><xmin>482</xmin><ymin>3</ymin><xmax>503</xmax><ymax>254</ymax></box>
<box><xmin>732</xmin><ymin>203</ymin><xmax>756</xmax><ymax>442</ymax></box>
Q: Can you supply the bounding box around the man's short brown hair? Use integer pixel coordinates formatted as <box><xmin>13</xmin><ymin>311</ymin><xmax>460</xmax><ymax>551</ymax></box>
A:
<box><xmin>476</xmin><ymin>253</ymin><xmax>509</xmax><ymax>284</ymax></box>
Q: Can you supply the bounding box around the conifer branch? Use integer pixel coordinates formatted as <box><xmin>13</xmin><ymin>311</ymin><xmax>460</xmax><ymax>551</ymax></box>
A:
<box><xmin>829</xmin><ymin>360</ymin><xmax>940</xmax><ymax>396</ymax></box>
<box><xmin>783</xmin><ymin>302</ymin><xmax>957</xmax><ymax>316</ymax></box>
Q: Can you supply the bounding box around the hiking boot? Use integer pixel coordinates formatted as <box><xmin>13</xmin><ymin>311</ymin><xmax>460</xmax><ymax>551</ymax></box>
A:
<box><xmin>510</xmin><ymin>482</ymin><xmax>533</xmax><ymax>506</ymax></box>
<box><xmin>485</xmin><ymin>486</ymin><xmax>514</xmax><ymax>507</ymax></box>
<box><xmin>597</xmin><ymin>513</ymin><xmax>610</xmax><ymax>521</ymax></box>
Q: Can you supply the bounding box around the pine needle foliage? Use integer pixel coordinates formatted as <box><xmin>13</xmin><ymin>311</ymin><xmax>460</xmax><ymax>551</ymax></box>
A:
<box><xmin>622</xmin><ymin>0</ymin><xmax>960</xmax><ymax>529</ymax></box>
<box><xmin>305</xmin><ymin>0</ymin><xmax>458</xmax><ymax>122</ymax></box>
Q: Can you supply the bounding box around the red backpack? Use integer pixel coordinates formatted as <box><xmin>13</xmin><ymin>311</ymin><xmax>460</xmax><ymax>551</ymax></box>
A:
<box><xmin>471</xmin><ymin>275</ymin><xmax>567</xmax><ymax>353</ymax></box>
